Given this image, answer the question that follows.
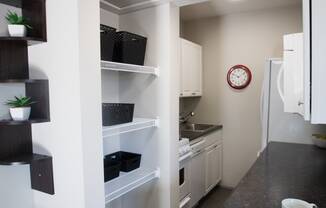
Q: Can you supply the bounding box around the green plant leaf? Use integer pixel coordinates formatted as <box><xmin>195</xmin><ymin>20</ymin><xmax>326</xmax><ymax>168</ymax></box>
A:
<box><xmin>5</xmin><ymin>96</ymin><xmax>37</xmax><ymax>108</ymax></box>
<box><xmin>5</xmin><ymin>10</ymin><xmax>33</xmax><ymax>29</ymax></box>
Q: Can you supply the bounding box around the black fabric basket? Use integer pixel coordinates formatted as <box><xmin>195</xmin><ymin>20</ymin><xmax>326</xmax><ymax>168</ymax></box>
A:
<box><xmin>103</xmin><ymin>157</ymin><xmax>121</xmax><ymax>182</ymax></box>
<box><xmin>108</xmin><ymin>151</ymin><xmax>141</xmax><ymax>172</ymax></box>
<box><xmin>100</xmin><ymin>24</ymin><xmax>117</xmax><ymax>61</ymax></box>
<box><xmin>113</xmin><ymin>31</ymin><xmax>147</xmax><ymax>65</ymax></box>
<box><xmin>102</xmin><ymin>103</ymin><xmax>134</xmax><ymax>126</ymax></box>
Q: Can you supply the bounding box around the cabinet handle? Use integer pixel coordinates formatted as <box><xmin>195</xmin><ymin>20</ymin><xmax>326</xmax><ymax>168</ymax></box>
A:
<box><xmin>180</xmin><ymin>93</ymin><xmax>183</xmax><ymax>96</ymax></box>
<box><xmin>193</xmin><ymin>150</ymin><xmax>204</xmax><ymax>157</ymax></box>
<box><xmin>298</xmin><ymin>101</ymin><xmax>304</xmax><ymax>106</ymax></box>
<box><xmin>207</xmin><ymin>145</ymin><xmax>219</xmax><ymax>151</ymax></box>
<box><xmin>192</xmin><ymin>93</ymin><xmax>196</xmax><ymax>95</ymax></box>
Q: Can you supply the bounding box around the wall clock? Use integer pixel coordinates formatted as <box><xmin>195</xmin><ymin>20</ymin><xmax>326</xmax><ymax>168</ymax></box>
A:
<box><xmin>227</xmin><ymin>65</ymin><xmax>252</xmax><ymax>90</ymax></box>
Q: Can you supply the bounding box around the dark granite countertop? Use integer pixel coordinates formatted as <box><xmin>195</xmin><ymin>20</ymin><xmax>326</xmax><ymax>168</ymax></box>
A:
<box><xmin>224</xmin><ymin>142</ymin><xmax>326</xmax><ymax>208</ymax></box>
<box><xmin>180</xmin><ymin>125</ymin><xmax>223</xmax><ymax>142</ymax></box>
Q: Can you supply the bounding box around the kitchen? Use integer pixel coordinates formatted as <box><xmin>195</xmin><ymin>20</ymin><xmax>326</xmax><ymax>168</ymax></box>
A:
<box><xmin>0</xmin><ymin>0</ymin><xmax>326</xmax><ymax>208</ymax></box>
<box><xmin>178</xmin><ymin>0</ymin><xmax>326</xmax><ymax>207</ymax></box>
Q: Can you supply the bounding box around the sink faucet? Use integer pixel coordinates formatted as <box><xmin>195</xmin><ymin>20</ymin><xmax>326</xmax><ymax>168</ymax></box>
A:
<box><xmin>180</xmin><ymin>112</ymin><xmax>195</xmax><ymax>124</ymax></box>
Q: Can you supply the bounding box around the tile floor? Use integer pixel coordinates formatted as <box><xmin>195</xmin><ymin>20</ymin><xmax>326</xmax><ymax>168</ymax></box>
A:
<box><xmin>196</xmin><ymin>187</ymin><xmax>233</xmax><ymax>208</ymax></box>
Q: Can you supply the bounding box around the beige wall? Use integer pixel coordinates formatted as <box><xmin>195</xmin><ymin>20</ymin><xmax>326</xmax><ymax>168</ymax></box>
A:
<box><xmin>181</xmin><ymin>5</ymin><xmax>302</xmax><ymax>187</ymax></box>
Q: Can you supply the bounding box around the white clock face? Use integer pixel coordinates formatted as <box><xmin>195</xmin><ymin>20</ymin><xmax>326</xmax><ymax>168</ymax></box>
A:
<box><xmin>229</xmin><ymin>68</ymin><xmax>249</xmax><ymax>87</ymax></box>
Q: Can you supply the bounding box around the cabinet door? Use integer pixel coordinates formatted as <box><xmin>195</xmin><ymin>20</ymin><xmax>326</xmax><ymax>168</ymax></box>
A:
<box><xmin>303</xmin><ymin>0</ymin><xmax>311</xmax><ymax>121</ymax></box>
<box><xmin>311</xmin><ymin>0</ymin><xmax>326</xmax><ymax>124</ymax></box>
<box><xmin>180</xmin><ymin>38</ymin><xmax>202</xmax><ymax>97</ymax></box>
<box><xmin>205</xmin><ymin>143</ymin><xmax>222</xmax><ymax>193</ymax></box>
<box><xmin>283</xmin><ymin>33</ymin><xmax>304</xmax><ymax>116</ymax></box>
<box><xmin>216</xmin><ymin>144</ymin><xmax>222</xmax><ymax>184</ymax></box>
<box><xmin>190</xmin><ymin>150</ymin><xmax>205</xmax><ymax>207</ymax></box>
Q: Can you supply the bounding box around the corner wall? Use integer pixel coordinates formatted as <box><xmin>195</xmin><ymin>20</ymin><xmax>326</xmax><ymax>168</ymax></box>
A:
<box><xmin>181</xmin><ymin>5</ymin><xmax>303</xmax><ymax>187</ymax></box>
<box><xmin>28</xmin><ymin>0</ymin><xmax>104</xmax><ymax>207</ymax></box>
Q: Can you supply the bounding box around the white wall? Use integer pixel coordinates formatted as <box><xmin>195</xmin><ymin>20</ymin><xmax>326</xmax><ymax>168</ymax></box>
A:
<box><xmin>100</xmin><ymin>8</ymin><xmax>119</xmax><ymax>29</ymax></box>
<box><xmin>1</xmin><ymin>0</ymin><xmax>104</xmax><ymax>207</ymax></box>
<box><xmin>30</xmin><ymin>0</ymin><xmax>104</xmax><ymax>206</ymax></box>
<box><xmin>181</xmin><ymin>5</ymin><xmax>303</xmax><ymax>188</ymax></box>
<box><xmin>77</xmin><ymin>0</ymin><xmax>104</xmax><ymax>207</ymax></box>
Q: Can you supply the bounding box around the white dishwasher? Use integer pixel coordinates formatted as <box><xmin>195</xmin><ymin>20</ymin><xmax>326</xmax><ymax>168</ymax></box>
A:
<box><xmin>189</xmin><ymin>139</ymin><xmax>206</xmax><ymax>207</ymax></box>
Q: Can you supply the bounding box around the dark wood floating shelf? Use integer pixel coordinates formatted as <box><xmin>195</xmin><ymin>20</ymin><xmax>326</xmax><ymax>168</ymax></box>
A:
<box><xmin>0</xmin><ymin>37</ymin><xmax>45</xmax><ymax>46</ymax></box>
<box><xmin>0</xmin><ymin>152</ymin><xmax>55</xmax><ymax>195</ymax></box>
<box><xmin>0</xmin><ymin>0</ymin><xmax>54</xmax><ymax>196</ymax></box>
<box><xmin>0</xmin><ymin>79</ymin><xmax>47</xmax><ymax>83</ymax></box>
<box><xmin>0</xmin><ymin>153</ymin><xmax>50</xmax><ymax>166</ymax></box>
<box><xmin>0</xmin><ymin>0</ymin><xmax>23</xmax><ymax>7</ymax></box>
<box><xmin>0</xmin><ymin>119</ymin><xmax>50</xmax><ymax>125</ymax></box>
<box><xmin>0</xmin><ymin>0</ymin><xmax>22</xmax><ymax>7</ymax></box>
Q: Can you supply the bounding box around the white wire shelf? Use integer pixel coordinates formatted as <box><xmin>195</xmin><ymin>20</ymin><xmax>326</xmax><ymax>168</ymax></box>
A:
<box><xmin>105</xmin><ymin>168</ymin><xmax>160</xmax><ymax>204</ymax></box>
<box><xmin>102</xmin><ymin>118</ymin><xmax>159</xmax><ymax>138</ymax></box>
<box><xmin>101</xmin><ymin>61</ymin><xmax>159</xmax><ymax>76</ymax></box>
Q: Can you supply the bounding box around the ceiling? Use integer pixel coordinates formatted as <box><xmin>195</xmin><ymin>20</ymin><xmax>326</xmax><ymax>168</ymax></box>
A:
<box><xmin>181</xmin><ymin>0</ymin><xmax>302</xmax><ymax>21</ymax></box>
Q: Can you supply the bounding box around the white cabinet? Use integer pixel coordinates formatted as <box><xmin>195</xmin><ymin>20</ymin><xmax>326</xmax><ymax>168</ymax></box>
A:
<box><xmin>302</xmin><ymin>0</ymin><xmax>326</xmax><ymax>124</ymax></box>
<box><xmin>303</xmin><ymin>0</ymin><xmax>311</xmax><ymax>121</ymax></box>
<box><xmin>308</xmin><ymin>0</ymin><xmax>326</xmax><ymax>124</ymax></box>
<box><xmin>180</xmin><ymin>38</ymin><xmax>203</xmax><ymax>97</ymax></box>
<box><xmin>189</xmin><ymin>130</ymin><xmax>223</xmax><ymax>207</ymax></box>
<box><xmin>205</xmin><ymin>143</ymin><xmax>222</xmax><ymax>193</ymax></box>
<box><xmin>283</xmin><ymin>33</ymin><xmax>305</xmax><ymax>116</ymax></box>
<box><xmin>189</xmin><ymin>142</ymin><xmax>206</xmax><ymax>207</ymax></box>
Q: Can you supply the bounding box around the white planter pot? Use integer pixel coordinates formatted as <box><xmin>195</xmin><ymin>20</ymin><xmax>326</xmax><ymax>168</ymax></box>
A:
<box><xmin>8</xmin><ymin>25</ymin><xmax>27</xmax><ymax>37</ymax></box>
<box><xmin>10</xmin><ymin>107</ymin><xmax>31</xmax><ymax>121</ymax></box>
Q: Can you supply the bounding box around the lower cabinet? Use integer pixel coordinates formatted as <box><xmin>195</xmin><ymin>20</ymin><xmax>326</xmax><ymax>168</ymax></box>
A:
<box><xmin>205</xmin><ymin>143</ymin><xmax>222</xmax><ymax>193</ymax></box>
<box><xmin>189</xmin><ymin>148</ymin><xmax>206</xmax><ymax>207</ymax></box>
<box><xmin>189</xmin><ymin>130</ymin><xmax>223</xmax><ymax>207</ymax></box>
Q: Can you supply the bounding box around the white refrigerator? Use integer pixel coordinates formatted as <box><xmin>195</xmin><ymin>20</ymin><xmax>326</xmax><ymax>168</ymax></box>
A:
<box><xmin>261</xmin><ymin>59</ymin><xmax>326</xmax><ymax>150</ymax></box>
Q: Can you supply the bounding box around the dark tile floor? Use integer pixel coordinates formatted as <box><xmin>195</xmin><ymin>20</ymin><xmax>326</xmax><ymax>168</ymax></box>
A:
<box><xmin>196</xmin><ymin>187</ymin><xmax>233</xmax><ymax>208</ymax></box>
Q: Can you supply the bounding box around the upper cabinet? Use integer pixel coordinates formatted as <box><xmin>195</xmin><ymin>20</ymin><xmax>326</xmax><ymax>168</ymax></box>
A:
<box><xmin>303</xmin><ymin>0</ymin><xmax>326</xmax><ymax>124</ymax></box>
<box><xmin>180</xmin><ymin>38</ymin><xmax>203</xmax><ymax>97</ymax></box>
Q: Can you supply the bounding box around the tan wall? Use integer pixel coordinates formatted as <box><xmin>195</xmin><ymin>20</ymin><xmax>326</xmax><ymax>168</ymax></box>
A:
<box><xmin>181</xmin><ymin>5</ymin><xmax>302</xmax><ymax>187</ymax></box>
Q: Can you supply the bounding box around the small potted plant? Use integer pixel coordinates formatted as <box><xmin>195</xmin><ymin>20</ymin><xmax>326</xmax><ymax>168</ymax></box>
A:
<box><xmin>6</xmin><ymin>96</ymin><xmax>36</xmax><ymax>121</ymax></box>
<box><xmin>5</xmin><ymin>10</ymin><xmax>32</xmax><ymax>37</ymax></box>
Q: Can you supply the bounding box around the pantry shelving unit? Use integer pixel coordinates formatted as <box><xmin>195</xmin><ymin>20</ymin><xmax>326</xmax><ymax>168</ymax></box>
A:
<box><xmin>102</xmin><ymin>56</ymin><xmax>161</xmax><ymax>202</ymax></box>
<box><xmin>101</xmin><ymin>60</ymin><xmax>159</xmax><ymax>76</ymax></box>
<box><xmin>100</xmin><ymin>3</ymin><xmax>164</xmax><ymax>206</ymax></box>
<box><xmin>100</xmin><ymin>1</ymin><xmax>180</xmax><ymax>207</ymax></box>
<box><xmin>0</xmin><ymin>0</ymin><xmax>54</xmax><ymax>195</ymax></box>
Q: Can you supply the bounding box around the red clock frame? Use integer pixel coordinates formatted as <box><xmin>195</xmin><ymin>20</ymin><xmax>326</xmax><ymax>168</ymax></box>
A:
<box><xmin>227</xmin><ymin>65</ymin><xmax>252</xmax><ymax>90</ymax></box>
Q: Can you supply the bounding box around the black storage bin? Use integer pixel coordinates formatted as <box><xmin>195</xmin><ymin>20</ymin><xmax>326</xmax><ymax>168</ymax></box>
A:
<box><xmin>100</xmin><ymin>24</ymin><xmax>117</xmax><ymax>61</ymax></box>
<box><xmin>113</xmin><ymin>31</ymin><xmax>147</xmax><ymax>65</ymax></box>
<box><xmin>108</xmin><ymin>151</ymin><xmax>142</xmax><ymax>172</ymax></box>
<box><xmin>104</xmin><ymin>156</ymin><xmax>121</xmax><ymax>182</ymax></box>
<box><xmin>102</xmin><ymin>103</ymin><xmax>134</xmax><ymax>126</ymax></box>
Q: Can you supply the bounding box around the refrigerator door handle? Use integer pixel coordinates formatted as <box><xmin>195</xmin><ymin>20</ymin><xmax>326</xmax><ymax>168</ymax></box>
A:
<box><xmin>277</xmin><ymin>64</ymin><xmax>285</xmax><ymax>103</ymax></box>
<box><xmin>260</xmin><ymin>78</ymin><xmax>265</xmax><ymax>125</ymax></box>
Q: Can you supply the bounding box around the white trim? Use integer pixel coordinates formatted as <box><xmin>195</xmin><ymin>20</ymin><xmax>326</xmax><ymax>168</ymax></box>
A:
<box><xmin>101</xmin><ymin>61</ymin><xmax>159</xmax><ymax>76</ymax></box>
<box><xmin>102</xmin><ymin>118</ymin><xmax>159</xmax><ymax>138</ymax></box>
<box><xmin>173</xmin><ymin>0</ymin><xmax>209</xmax><ymax>7</ymax></box>
<box><xmin>100</xmin><ymin>0</ymin><xmax>170</xmax><ymax>15</ymax></box>
<box><xmin>105</xmin><ymin>168</ymin><xmax>160</xmax><ymax>203</ymax></box>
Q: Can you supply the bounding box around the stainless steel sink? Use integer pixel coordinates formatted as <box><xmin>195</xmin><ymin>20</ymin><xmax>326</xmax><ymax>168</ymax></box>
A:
<box><xmin>180</xmin><ymin>123</ymin><xmax>215</xmax><ymax>132</ymax></box>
